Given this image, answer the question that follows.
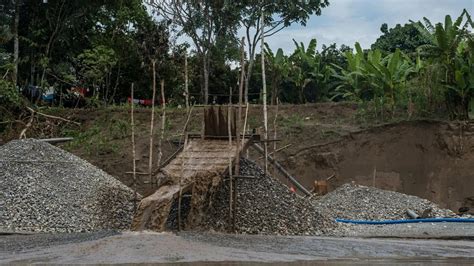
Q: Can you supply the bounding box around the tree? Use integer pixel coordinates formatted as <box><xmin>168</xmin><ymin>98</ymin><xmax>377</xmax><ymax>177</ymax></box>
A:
<box><xmin>77</xmin><ymin>45</ymin><xmax>117</xmax><ymax>99</ymax></box>
<box><xmin>147</xmin><ymin>0</ymin><xmax>241</xmax><ymax>104</ymax></box>
<box><xmin>372</xmin><ymin>23</ymin><xmax>430</xmax><ymax>56</ymax></box>
<box><xmin>240</xmin><ymin>0</ymin><xmax>329</xmax><ymax>103</ymax></box>
<box><xmin>413</xmin><ymin>9</ymin><xmax>474</xmax><ymax>119</ymax></box>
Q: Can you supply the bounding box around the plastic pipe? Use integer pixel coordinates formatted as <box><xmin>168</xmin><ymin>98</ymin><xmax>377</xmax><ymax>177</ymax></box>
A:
<box><xmin>336</xmin><ymin>218</ymin><xmax>474</xmax><ymax>225</ymax></box>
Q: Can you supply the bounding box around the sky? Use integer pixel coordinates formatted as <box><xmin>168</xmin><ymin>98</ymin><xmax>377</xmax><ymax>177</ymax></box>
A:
<box><xmin>261</xmin><ymin>0</ymin><xmax>473</xmax><ymax>53</ymax></box>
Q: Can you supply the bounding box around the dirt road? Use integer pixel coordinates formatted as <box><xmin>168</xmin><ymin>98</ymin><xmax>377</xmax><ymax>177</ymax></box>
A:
<box><xmin>2</xmin><ymin>229</ymin><xmax>474</xmax><ymax>264</ymax></box>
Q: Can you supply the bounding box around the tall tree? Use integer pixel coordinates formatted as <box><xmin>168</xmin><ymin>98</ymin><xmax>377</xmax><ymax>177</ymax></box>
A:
<box><xmin>372</xmin><ymin>22</ymin><xmax>430</xmax><ymax>56</ymax></box>
<box><xmin>147</xmin><ymin>0</ymin><xmax>240</xmax><ymax>104</ymax></box>
<box><xmin>239</xmin><ymin>0</ymin><xmax>329</xmax><ymax>103</ymax></box>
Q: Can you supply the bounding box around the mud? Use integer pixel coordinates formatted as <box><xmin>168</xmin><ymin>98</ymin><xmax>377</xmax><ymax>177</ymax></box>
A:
<box><xmin>2</xmin><ymin>230</ymin><xmax>474</xmax><ymax>264</ymax></box>
<box><xmin>284</xmin><ymin>120</ymin><xmax>474</xmax><ymax>212</ymax></box>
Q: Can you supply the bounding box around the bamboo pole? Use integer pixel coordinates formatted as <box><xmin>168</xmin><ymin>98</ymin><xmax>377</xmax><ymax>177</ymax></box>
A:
<box><xmin>273</xmin><ymin>97</ymin><xmax>279</xmax><ymax>151</ymax></box>
<box><xmin>130</xmin><ymin>83</ymin><xmax>137</xmax><ymax>211</ymax></box>
<box><xmin>233</xmin><ymin>37</ymin><xmax>245</xmax><ymax>231</ymax></box>
<box><xmin>242</xmin><ymin>103</ymin><xmax>249</xmax><ymax>161</ymax></box>
<box><xmin>260</xmin><ymin>10</ymin><xmax>268</xmax><ymax>176</ymax></box>
<box><xmin>156</xmin><ymin>80</ymin><xmax>166</xmax><ymax>178</ymax></box>
<box><xmin>227</xmin><ymin>88</ymin><xmax>233</xmax><ymax>230</ymax></box>
<box><xmin>178</xmin><ymin>105</ymin><xmax>194</xmax><ymax>231</ymax></box>
<box><xmin>184</xmin><ymin>51</ymin><xmax>189</xmax><ymax>112</ymax></box>
<box><xmin>148</xmin><ymin>60</ymin><xmax>157</xmax><ymax>185</ymax></box>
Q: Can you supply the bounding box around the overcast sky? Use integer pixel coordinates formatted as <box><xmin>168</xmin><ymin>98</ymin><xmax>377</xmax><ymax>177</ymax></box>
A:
<box><xmin>261</xmin><ymin>0</ymin><xmax>473</xmax><ymax>53</ymax></box>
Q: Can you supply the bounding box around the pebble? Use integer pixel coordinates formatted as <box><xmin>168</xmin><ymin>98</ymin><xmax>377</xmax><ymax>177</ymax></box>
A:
<box><xmin>0</xmin><ymin>139</ymin><xmax>139</xmax><ymax>233</ymax></box>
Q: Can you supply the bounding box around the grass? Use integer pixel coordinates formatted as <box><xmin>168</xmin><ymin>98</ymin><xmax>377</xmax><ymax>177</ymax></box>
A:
<box><xmin>62</xmin><ymin>115</ymin><xmax>130</xmax><ymax>156</ymax></box>
<box><xmin>279</xmin><ymin>114</ymin><xmax>304</xmax><ymax>132</ymax></box>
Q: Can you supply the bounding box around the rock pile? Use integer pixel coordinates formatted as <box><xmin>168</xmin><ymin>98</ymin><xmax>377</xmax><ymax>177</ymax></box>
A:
<box><xmin>200</xmin><ymin>159</ymin><xmax>338</xmax><ymax>235</ymax></box>
<box><xmin>314</xmin><ymin>183</ymin><xmax>456</xmax><ymax>220</ymax></box>
<box><xmin>0</xmin><ymin>139</ymin><xmax>139</xmax><ymax>233</ymax></box>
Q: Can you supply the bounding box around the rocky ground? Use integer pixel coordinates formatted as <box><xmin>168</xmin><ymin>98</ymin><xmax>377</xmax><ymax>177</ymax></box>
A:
<box><xmin>314</xmin><ymin>183</ymin><xmax>457</xmax><ymax>221</ymax></box>
<box><xmin>199</xmin><ymin>158</ymin><xmax>342</xmax><ymax>235</ymax></box>
<box><xmin>0</xmin><ymin>139</ymin><xmax>139</xmax><ymax>233</ymax></box>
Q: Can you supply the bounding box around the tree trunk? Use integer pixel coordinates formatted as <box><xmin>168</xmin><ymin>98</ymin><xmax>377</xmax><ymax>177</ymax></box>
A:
<box><xmin>12</xmin><ymin>0</ymin><xmax>20</xmax><ymax>85</ymax></box>
<box><xmin>203</xmin><ymin>54</ymin><xmax>209</xmax><ymax>104</ymax></box>
<box><xmin>184</xmin><ymin>52</ymin><xmax>189</xmax><ymax>111</ymax></box>
<box><xmin>244</xmin><ymin>58</ymin><xmax>254</xmax><ymax>104</ymax></box>
<box><xmin>299</xmin><ymin>86</ymin><xmax>304</xmax><ymax>104</ymax></box>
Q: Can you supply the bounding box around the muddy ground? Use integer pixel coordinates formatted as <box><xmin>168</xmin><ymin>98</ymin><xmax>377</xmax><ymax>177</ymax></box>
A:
<box><xmin>2</xmin><ymin>225</ymin><xmax>474</xmax><ymax>264</ymax></box>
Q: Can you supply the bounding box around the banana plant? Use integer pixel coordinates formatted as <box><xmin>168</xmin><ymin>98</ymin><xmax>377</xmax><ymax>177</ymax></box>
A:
<box><xmin>289</xmin><ymin>38</ymin><xmax>325</xmax><ymax>103</ymax></box>
<box><xmin>264</xmin><ymin>43</ymin><xmax>290</xmax><ymax>105</ymax></box>
<box><xmin>412</xmin><ymin>9</ymin><xmax>473</xmax><ymax>119</ymax></box>
<box><xmin>332</xmin><ymin>42</ymin><xmax>415</xmax><ymax>118</ymax></box>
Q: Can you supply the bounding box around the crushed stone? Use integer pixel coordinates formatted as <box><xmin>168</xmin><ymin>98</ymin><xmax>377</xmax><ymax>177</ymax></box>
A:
<box><xmin>0</xmin><ymin>139</ymin><xmax>140</xmax><ymax>233</ymax></box>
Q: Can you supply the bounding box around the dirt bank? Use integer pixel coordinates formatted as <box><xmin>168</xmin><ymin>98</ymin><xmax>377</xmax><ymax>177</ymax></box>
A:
<box><xmin>283</xmin><ymin>120</ymin><xmax>474</xmax><ymax>212</ymax></box>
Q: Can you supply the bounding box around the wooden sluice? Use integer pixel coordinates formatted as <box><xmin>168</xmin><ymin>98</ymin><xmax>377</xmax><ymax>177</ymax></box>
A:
<box><xmin>131</xmin><ymin>106</ymin><xmax>254</xmax><ymax>231</ymax></box>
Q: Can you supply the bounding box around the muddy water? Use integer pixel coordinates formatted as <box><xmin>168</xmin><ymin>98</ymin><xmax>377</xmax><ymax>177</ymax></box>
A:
<box><xmin>1</xmin><ymin>231</ymin><xmax>473</xmax><ymax>264</ymax></box>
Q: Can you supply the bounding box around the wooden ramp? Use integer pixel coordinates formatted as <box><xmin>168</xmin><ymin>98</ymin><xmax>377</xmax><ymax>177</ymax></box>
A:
<box><xmin>131</xmin><ymin>137</ymin><xmax>251</xmax><ymax>231</ymax></box>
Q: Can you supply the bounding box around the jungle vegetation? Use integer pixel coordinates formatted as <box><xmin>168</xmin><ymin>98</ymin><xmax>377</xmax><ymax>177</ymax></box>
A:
<box><xmin>0</xmin><ymin>1</ymin><xmax>473</xmax><ymax>122</ymax></box>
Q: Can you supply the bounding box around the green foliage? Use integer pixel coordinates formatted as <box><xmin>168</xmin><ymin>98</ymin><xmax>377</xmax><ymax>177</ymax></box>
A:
<box><xmin>77</xmin><ymin>45</ymin><xmax>117</xmax><ymax>88</ymax></box>
<box><xmin>0</xmin><ymin>79</ymin><xmax>21</xmax><ymax>109</ymax></box>
<box><xmin>413</xmin><ymin>9</ymin><xmax>474</xmax><ymax>119</ymax></box>
<box><xmin>279</xmin><ymin>114</ymin><xmax>305</xmax><ymax>137</ymax></box>
<box><xmin>372</xmin><ymin>23</ymin><xmax>431</xmax><ymax>56</ymax></box>
<box><xmin>333</xmin><ymin>44</ymin><xmax>415</xmax><ymax>104</ymax></box>
<box><xmin>63</xmin><ymin>116</ymin><xmax>130</xmax><ymax>155</ymax></box>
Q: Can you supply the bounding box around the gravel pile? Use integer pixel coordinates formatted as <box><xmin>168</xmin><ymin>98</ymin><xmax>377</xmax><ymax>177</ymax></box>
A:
<box><xmin>0</xmin><ymin>139</ymin><xmax>139</xmax><ymax>233</ymax></box>
<box><xmin>200</xmin><ymin>159</ymin><xmax>338</xmax><ymax>235</ymax></box>
<box><xmin>314</xmin><ymin>183</ymin><xmax>456</xmax><ymax>221</ymax></box>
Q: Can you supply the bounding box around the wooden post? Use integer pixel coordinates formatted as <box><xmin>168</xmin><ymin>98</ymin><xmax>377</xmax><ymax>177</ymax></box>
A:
<box><xmin>227</xmin><ymin>87</ymin><xmax>233</xmax><ymax>230</ymax></box>
<box><xmin>156</xmin><ymin>80</ymin><xmax>166</xmax><ymax>177</ymax></box>
<box><xmin>233</xmin><ymin>37</ymin><xmax>245</xmax><ymax>231</ymax></box>
<box><xmin>372</xmin><ymin>165</ymin><xmax>377</xmax><ymax>188</ymax></box>
<box><xmin>149</xmin><ymin>60</ymin><xmax>157</xmax><ymax>185</ymax></box>
<box><xmin>260</xmin><ymin>10</ymin><xmax>268</xmax><ymax>176</ymax></box>
<box><xmin>131</xmin><ymin>83</ymin><xmax>137</xmax><ymax>210</ymax></box>
<box><xmin>184</xmin><ymin>51</ymin><xmax>189</xmax><ymax>112</ymax></box>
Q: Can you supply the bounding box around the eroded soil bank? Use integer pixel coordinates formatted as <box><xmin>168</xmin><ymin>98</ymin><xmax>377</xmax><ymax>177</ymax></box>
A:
<box><xmin>282</xmin><ymin>120</ymin><xmax>474</xmax><ymax>212</ymax></box>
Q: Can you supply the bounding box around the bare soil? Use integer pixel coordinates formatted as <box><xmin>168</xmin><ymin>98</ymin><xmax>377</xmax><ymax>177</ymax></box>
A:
<box><xmin>283</xmin><ymin>120</ymin><xmax>474</xmax><ymax>212</ymax></box>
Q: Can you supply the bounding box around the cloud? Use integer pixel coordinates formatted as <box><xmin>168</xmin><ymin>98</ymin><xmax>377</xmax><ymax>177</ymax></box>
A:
<box><xmin>261</xmin><ymin>0</ymin><xmax>473</xmax><ymax>53</ymax></box>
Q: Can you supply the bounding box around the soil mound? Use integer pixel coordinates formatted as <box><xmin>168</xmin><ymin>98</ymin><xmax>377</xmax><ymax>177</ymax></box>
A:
<box><xmin>0</xmin><ymin>139</ymin><xmax>139</xmax><ymax>233</ymax></box>
<box><xmin>199</xmin><ymin>159</ymin><xmax>337</xmax><ymax>235</ymax></box>
<box><xmin>315</xmin><ymin>183</ymin><xmax>456</xmax><ymax>221</ymax></box>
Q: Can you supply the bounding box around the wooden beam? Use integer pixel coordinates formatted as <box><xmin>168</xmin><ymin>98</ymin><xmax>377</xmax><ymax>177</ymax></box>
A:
<box><xmin>252</xmin><ymin>143</ymin><xmax>312</xmax><ymax>196</ymax></box>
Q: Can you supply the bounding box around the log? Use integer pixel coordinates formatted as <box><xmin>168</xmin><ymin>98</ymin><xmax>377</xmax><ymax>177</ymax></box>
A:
<box><xmin>37</xmin><ymin>137</ymin><xmax>73</xmax><ymax>144</ymax></box>
<box><xmin>252</xmin><ymin>143</ymin><xmax>311</xmax><ymax>196</ymax></box>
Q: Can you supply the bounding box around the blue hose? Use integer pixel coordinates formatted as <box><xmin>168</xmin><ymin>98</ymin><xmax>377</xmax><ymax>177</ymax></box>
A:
<box><xmin>336</xmin><ymin>218</ymin><xmax>474</xmax><ymax>225</ymax></box>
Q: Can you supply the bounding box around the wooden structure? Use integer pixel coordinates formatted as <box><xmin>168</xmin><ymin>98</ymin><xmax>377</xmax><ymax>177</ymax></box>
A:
<box><xmin>131</xmin><ymin>106</ymin><xmax>254</xmax><ymax>231</ymax></box>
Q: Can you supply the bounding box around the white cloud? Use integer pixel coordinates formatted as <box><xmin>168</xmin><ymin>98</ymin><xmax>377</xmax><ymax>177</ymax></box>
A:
<box><xmin>260</xmin><ymin>0</ymin><xmax>473</xmax><ymax>53</ymax></box>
